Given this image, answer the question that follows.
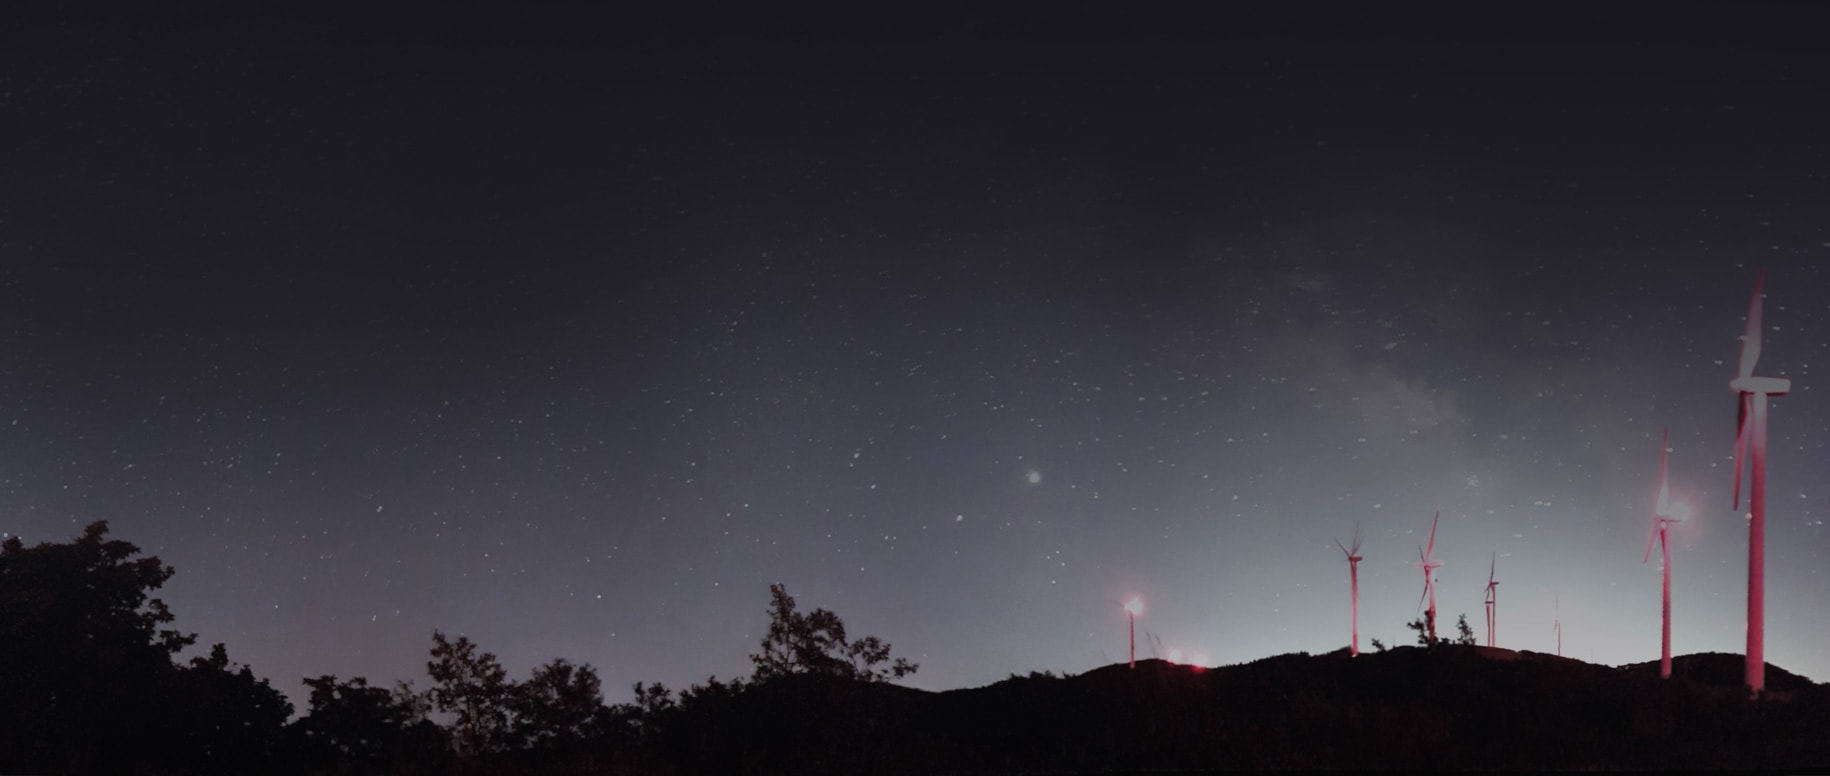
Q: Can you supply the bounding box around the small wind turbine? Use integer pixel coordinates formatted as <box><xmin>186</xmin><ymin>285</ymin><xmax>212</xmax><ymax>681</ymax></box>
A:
<box><xmin>1553</xmin><ymin>593</ymin><xmax>1562</xmax><ymax>657</ymax></box>
<box><xmin>1122</xmin><ymin>595</ymin><xmax>1144</xmax><ymax>670</ymax></box>
<box><xmin>1643</xmin><ymin>428</ymin><xmax>1687</xmax><ymax>680</ymax></box>
<box><xmin>1335</xmin><ymin>523</ymin><xmax>1365</xmax><ymax>656</ymax></box>
<box><xmin>1483</xmin><ymin>553</ymin><xmax>1499</xmax><ymax>647</ymax></box>
<box><xmin>1412</xmin><ymin>512</ymin><xmax>1444</xmax><ymax>644</ymax></box>
<box><xmin>1729</xmin><ymin>267</ymin><xmax>1791</xmax><ymax>696</ymax></box>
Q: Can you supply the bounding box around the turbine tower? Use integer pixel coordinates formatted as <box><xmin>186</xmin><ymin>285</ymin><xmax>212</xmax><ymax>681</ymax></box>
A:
<box><xmin>1122</xmin><ymin>596</ymin><xmax>1144</xmax><ymax>670</ymax></box>
<box><xmin>1412</xmin><ymin>512</ymin><xmax>1443</xmax><ymax>644</ymax></box>
<box><xmin>1643</xmin><ymin>428</ymin><xmax>1685</xmax><ymax>680</ymax></box>
<box><xmin>1730</xmin><ymin>267</ymin><xmax>1790</xmax><ymax>695</ymax></box>
<box><xmin>1336</xmin><ymin>524</ymin><xmax>1365</xmax><ymax>656</ymax></box>
<box><xmin>1483</xmin><ymin>553</ymin><xmax>1498</xmax><ymax>647</ymax></box>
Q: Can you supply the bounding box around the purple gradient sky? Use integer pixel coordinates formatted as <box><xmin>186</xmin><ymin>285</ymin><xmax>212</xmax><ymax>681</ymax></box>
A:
<box><xmin>3</xmin><ymin>6</ymin><xmax>1828</xmax><ymax>713</ymax></box>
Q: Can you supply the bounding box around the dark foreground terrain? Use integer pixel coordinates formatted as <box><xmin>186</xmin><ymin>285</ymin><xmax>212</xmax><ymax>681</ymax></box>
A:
<box><xmin>621</xmin><ymin>648</ymin><xmax>1830</xmax><ymax>774</ymax></box>
<box><xmin>8</xmin><ymin>522</ymin><xmax>1827</xmax><ymax>773</ymax></box>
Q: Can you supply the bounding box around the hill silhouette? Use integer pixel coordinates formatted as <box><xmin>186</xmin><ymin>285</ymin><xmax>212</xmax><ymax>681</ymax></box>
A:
<box><xmin>648</xmin><ymin>647</ymin><xmax>1830</xmax><ymax>773</ymax></box>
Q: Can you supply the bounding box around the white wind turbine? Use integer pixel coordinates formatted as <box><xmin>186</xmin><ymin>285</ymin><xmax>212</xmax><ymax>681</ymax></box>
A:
<box><xmin>1335</xmin><ymin>524</ymin><xmax>1365</xmax><ymax>656</ymax></box>
<box><xmin>1728</xmin><ymin>267</ymin><xmax>1792</xmax><ymax>695</ymax></box>
<box><xmin>1412</xmin><ymin>512</ymin><xmax>1444</xmax><ymax>644</ymax></box>
<box><xmin>1643</xmin><ymin>428</ymin><xmax>1687</xmax><ymax>680</ymax></box>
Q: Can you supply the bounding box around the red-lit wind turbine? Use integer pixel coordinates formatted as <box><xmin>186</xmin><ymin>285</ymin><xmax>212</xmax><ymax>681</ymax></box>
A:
<box><xmin>1335</xmin><ymin>523</ymin><xmax>1365</xmax><ymax>656</ymax></box>
<box><xmin>1122</xmin><ymin>596</ymin><xmax>1144</xmax><ymax>670</ymax></box>
<box><xmin>1553</xmin><ymin>593</ymin><xmax>1562</xmax><ymax>657</ymax></box>
<box><xmin>1483</xmin><ymin>553</ymin><xmax>1498</xmax><ymax>647</ymax></box>
<box><xmin>1643</xmin><ymin>428</ymin><xmax>1685</xmax><ymax>680</ymax></box>
<box><xmin>1730</xmin><ymin>268</ymin><xmax>1790</xmax><ymax>695</ymax></box>
<box><xmin>1412</xmin><ymin>511</ymin><xmax>1444</xmax><ymax>644</ymax></box>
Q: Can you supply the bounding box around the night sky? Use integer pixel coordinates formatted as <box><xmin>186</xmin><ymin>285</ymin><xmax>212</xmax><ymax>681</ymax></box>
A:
<box><xmin>5</xmin><ymin>6</ymin><xmax>1829</xmax><ymax>713</ymax></box>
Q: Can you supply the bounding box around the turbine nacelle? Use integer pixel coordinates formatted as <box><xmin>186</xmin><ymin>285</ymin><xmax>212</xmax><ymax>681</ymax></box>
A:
<box><xmin>1730</xmin><ymin>376</ymin><xmax>1792</xmax><ymax>395</ymax></box>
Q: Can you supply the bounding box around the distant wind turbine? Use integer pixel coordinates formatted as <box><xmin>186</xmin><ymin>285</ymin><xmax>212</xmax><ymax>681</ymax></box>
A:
<box><xmin>1643</xmin><ymin>428</ymin><xmax>1686</xmax><ymax>680</ymax></box>
<box><xmin>1335</xmin><ymin>524</ymin><xmax>1365</xmax><ymax>656</ymax></box>
<box><xmin>1483</xmin><ymin>553</ymin><xmax>1499</xmax><ymax>647</ymax></box>
<box><xmin>1729</xmin><ymin>267</ymin><xmax>1791</xmax><ymax>696</ymax></box>
<box><xmin>1553</xmin><ymin>593</ymin><xmax>1562</xmax><ymax>657</ymax></box>
<box><xmin>1412</xmin><ymin>512</ymin><xmax>1443</xmax><ymax>644</ymax></box>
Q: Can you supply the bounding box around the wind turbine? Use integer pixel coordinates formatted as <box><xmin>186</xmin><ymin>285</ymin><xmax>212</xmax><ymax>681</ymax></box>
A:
<box><xmin>1643</xmin><ymin>428</ymin><xmax>1686</xmax><ymax>680</ymax></box>
<box><xmin>1553</xmin><ymin>593</ymin><xmax>1562</xmax><ymax>657</ymax></box>
<box><xmin>1336</xmin><ymin>524</ymin><xmax>1365</xmax><ymax>656</ymax></box>
<box><xmin>1412</xmin><ymin>511</ymin><xmax>1443</xmax><ymax>644</ymax></box>
<box><xmin>1483</xmin><ymin>553</ymin><xmax>1498</xmax><ymax>647</ymax></box>
<box><xmin>1730</xmin><ymin>267</ymin><xmax>1790</xmax><ymax>695</ymax></box>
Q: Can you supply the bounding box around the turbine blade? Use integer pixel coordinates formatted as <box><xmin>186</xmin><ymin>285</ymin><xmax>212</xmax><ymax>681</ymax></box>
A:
<box><xmin>1489</xmin><ymin>552</ymin><xmax>1496</xmax><ymax>585</ymax></box>
<box><xmin>1643</xmin><ymin>520</ymin><xmax>1658</xmax><ymax>564</ymax></box>
<box><xmin>1417</xmin><ymin>573</ymin><xmax>1429</xmax><ymax>613</ymax></box>
<box><xmin>1426</xmin><ymin>511</ymin><xmax>1439</xmax><ymax>557</ymax></box>
<box><xmin>1734</xmin><ymin>394</ymin><xmax>1750</xmax><ymax>510</ymax></box>
<box><xmin>1738</xmin><ymin>268</ymin><xmax>1765</xmax><ymax>380</ymax></box>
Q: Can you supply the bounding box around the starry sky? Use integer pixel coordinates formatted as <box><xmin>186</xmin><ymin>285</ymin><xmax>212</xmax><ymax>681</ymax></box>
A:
<box><xmin>4</xmin><ymin>6</ymin><xmax>1828</xmax><ymax>713</ymax></box>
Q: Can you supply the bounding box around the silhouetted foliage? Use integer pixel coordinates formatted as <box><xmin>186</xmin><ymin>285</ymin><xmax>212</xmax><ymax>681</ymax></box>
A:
<box><xmin>1453</xmin><ymin>613</ymin><xmax>1478</xmax><ymax>645</ymax></box>
<box><xmin>510</xmin><ymin>658</ymin><xmax>605</xmax><ymax>752</ymax></box>
<box><xmin>1405</xmin><ymin>612</ymin><xmax>1437</xmax><ymax>647</ymax></box>
<box><xmin>0</xmin><ymin>521</ymin><xmax>289</xmax><ymax>773</ymax></box>
<box><xmin>294</xmin><ymin>674</ymin><xmax>448</xmax><ymax>770</ymax></box>
<box><xmin>609</xmin><ymin>680</ymin><xmax>677</xmax><ymax>746</ymax></box>
<box><xmin>750</xmin><ymin>582</ymin><xmax>918</xmax><ymax>683</ymax></box>
<box><xmin>1370</xmin><ymin>637</ymin><xmax>1387</xmax><ymax>652</ymax></box>
<box><xmin>163</xmin><ymin>643</ymin><xmax>294</xmax><ymax>770</ymax></box>
<box><xmin>427</xmin><ymin>630</ymin><xmax>513</xmax><ymax>756</ymax></box>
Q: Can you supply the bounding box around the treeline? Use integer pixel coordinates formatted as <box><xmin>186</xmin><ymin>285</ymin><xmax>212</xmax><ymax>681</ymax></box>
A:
<box><xmin>9</xmin><ymin>522</ymin><xmax>1830</xmax><ymax>773</ymax></box>
<box><xmin>0</xmin><ymin>522</ymin><xmax>916</xmax><ymax>774</ymax></box>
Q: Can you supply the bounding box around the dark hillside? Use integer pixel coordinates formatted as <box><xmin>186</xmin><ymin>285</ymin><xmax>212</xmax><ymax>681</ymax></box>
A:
<box><xmin>653</xmin><ymin>648</ymin><xmax>1830</xmax><ymax>773</ymax></box>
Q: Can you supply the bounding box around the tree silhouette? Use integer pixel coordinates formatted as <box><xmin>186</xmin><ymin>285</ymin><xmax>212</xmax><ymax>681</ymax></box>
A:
<box><xmin>610</xmin><ymin>680</ymin><xmax>679</xmax><ymax>746</ymax></box>
<box><xmin>2</xmin><ymin>522</ymin><xmax>194</xmax><ymax>771</ymax></box>
<box><xmin>427</xmin><ymin>630</ymin><xmax>513</xmax><ymax>756</ymax></box>
<box><xmin>1405</xmin><ymin>612</ymin><xmax>1436</xmax><ymax>647</ymax></box>
<box><xmin>296</xmin><ymin>674</ymin><xmax>447</xmax><ymax>768</ymax></box>
<box><xmin>0</xmin><ymin>521</ymin><xmax>289</xmax><ymax>773</ymax></box>
<box><xmin>164</xmin><ymin>643</ymin><xmax>294</xmax><ymax>769</ymax></box>
<box><xmin>511</xmin><ymin>658</ymin><xmax>605</xmax><ymax>751</ymax></box>
<box><xmin>750</xmin><ymin>583</ymin><xmax>918</xmax><ymax>683</ymax></box>
<box><xmin>1453</xmin><ymin>614</ymin><xmax>1478</xmax><ymax>646</ymax></box>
